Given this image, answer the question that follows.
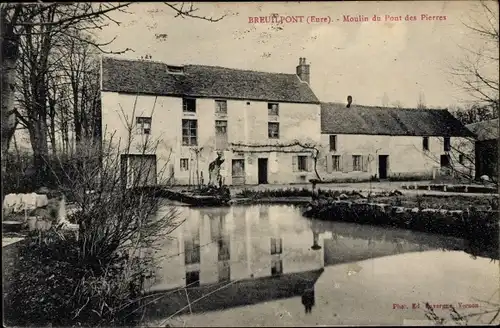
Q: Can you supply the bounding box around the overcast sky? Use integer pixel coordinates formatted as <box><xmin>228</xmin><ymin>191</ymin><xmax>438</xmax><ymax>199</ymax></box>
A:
<box><xmin>97</xmin><ymin>1</ymin><xmax>499</xmax><ymax>109</ymax></box>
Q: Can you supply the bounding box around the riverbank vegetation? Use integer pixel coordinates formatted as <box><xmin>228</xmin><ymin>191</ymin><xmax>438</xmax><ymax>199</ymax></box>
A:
<box><xmin>3</xmin><ymin>136</ymin><xmax>183</xmax><ymax>327</ymax></box>
<box><xmin>235</xmin><ymin>187</ymin><xmax>360</xmax><ymax>199</ymax></box>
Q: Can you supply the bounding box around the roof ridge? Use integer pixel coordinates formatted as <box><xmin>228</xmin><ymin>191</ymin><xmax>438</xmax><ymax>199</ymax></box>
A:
<box><xmin>320</xmin><ymin>102</ymin><xmax>449</xmax><ymax>112</ymax></box>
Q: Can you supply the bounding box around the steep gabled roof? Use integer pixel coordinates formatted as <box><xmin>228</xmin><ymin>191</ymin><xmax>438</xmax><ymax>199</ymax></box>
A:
<box><xmin>101</xmin><ymin>57</ymin><xmax>320</xmax><ymax>104</ymax></box>
<box><xmin>466</xmin><ymin>119</ymin><xmax>499</xmax><ymax>141</ymax></box>
<box><xmin>320</xmin><ymin>102</ymin><xmax>474</xmax><ymax>137</ymax></box>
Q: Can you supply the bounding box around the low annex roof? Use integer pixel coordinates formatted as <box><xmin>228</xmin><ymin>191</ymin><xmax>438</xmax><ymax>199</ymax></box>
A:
<box><xmin>320</xmin><ymin>102</ymin><xmax>474</xmax><ymax>137</ymax></box>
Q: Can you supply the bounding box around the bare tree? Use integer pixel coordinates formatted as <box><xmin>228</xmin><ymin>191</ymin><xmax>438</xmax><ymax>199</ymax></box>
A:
<box><xmin>1</xmin><ymin>2</ymin><xmax>225</xmax><ymax>183</ymax></box>
<box><xmin>1</xmin><ymin>3</ymin><xmax>132</xmax><ymax>174</ymax></box>
<box><xmin>450</xmin><ymin>102</ymin><xmax>499</xmax><ymax>125</ymax></box>
<box><xmin>449</xmin><ymin>1</ymin><xmax>499</xmax><ymax>112</ymax></box>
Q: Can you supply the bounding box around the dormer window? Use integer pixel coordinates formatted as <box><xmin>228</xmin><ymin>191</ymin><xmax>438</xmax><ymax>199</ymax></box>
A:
<box><xmin>167</xmin><ymin>65</ymin><xmax>184</xmax><ymax>74</ymax></box>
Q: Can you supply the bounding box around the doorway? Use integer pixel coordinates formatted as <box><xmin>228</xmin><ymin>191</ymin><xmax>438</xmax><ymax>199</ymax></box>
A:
<box><xmin>120</xmin><ymin>154</ymin><xmax>157</xmax><ymax>188</ymax></box>
<box><xmin>231</xmin><ymin>159</ymin><xmax>245</xmax><ymax>185</ymax></box>
<box><xmin>378</xmin><ymin>155</ymin><xmax>389</xmax><ymax>179</ymax></box>
<box><xmin>258</xmin><ymin>158</ymin><xmax>268</xmax><ymax>184</ymax></box>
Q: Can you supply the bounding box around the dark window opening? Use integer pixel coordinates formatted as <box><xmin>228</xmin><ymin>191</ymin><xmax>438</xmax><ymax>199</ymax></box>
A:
<box><xmin>329</xmin><ymin>135</ymin><xmax>337</xmax><ymax>151</ymax></box>
<box><xmin>298</xmin><ymin>156</ymin><xmax>309</xmax><ymax>172</ymax></box>
<box><xmin>183</xmin><ymin>98</ymin><xmax>196</xmax><ymax>113</ymax></box>
<box><xmin>423</xmin><ymin>137</ymin><xmax>429</xmax><ymax>151</ymax></box>
<box><xmin>444</xmin><ymin>137</ymin><xmax>451</xmax><ymax>152</ymax></box>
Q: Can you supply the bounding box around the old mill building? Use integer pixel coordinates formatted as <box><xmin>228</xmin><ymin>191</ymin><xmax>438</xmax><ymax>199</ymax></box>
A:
<box><xmin>100</xmin><ymin>56</ymin><xmax>474</xmax><ymax>186</ymax></box>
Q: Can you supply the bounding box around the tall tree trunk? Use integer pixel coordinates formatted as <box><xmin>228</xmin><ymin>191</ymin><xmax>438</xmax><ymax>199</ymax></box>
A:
<box><xmin>48</xmin><ymin>98</ymin><xmax>57</xmax><ymax>156</ymax></box>
<box><xmin>1</xmin><ymin>58</ymin><xmax>19</xmax><ymax>176</ymax></box>
<box><xmin>29</xmin><ymin>120</ymin><xmax>49</xmax><ymax>187</ymax></box>
<box><xmin>1</xmin><ymin>5</ymin><xmax>21</xmax><ymax>183</ymax></box>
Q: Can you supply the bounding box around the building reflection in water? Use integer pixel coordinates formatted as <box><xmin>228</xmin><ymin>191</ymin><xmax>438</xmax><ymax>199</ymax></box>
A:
<box><xmin>152</xmin><ymin>205</ymin><xmax>324</xmax><ymax>290</ymax></box>
<box><xmin>270</xmin><ymin>236</ymin><xmax>283</xmax><ymax>276</ymax></box>
<box><xmin>145</xmin><ymin>204</ymin><xmax>466</xmax><ymax>319</ymax></box>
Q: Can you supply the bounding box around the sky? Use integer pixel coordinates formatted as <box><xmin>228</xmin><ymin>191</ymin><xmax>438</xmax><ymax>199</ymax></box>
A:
<box><xmin>95</xmin><ymin>1</ymin><xmax>497</xmax><ymax>109</ymax></box>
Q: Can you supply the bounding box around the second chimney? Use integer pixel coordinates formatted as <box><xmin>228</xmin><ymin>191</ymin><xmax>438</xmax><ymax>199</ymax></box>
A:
<box><xmin>347</xmin><ymin>95</ymin><xmax>353</xmax><ymax>108</ymax></box>
<box><xmin>296</xmin><ymin>57</ymin><xmax>310</xmax><ymax>84</ymax></box>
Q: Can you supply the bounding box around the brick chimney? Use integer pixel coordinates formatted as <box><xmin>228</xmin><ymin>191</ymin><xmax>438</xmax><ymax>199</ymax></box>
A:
<box><xmin>296</xmin><ymin>57</ymin><xmax>310</xmax><ymax>84</ymax></box>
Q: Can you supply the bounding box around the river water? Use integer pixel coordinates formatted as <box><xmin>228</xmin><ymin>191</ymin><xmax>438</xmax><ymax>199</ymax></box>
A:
<box><xmin>143</xmin><ymin>203</ymin><xmax>499</xmax><ymax>326</ymax></box>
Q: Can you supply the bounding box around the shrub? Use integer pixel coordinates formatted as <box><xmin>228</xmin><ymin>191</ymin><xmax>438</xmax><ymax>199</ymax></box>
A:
<box><xmin>3</xmin><ymin>108</ymin><xmax>183</xmax><ymax>326</ymax></box>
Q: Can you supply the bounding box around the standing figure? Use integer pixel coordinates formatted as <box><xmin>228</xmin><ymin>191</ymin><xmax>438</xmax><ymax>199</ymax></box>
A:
<box><xmin>302</xmin><ymin>286</ymin><xmax>315</xmax><ymax>314</ymax></box>
<box><xmin>208</xmin><ymin>152</ymin><xmax>225</xmax><ymax>187</ymax></box>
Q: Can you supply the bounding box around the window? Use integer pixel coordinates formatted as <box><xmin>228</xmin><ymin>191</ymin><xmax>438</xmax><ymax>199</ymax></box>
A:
<box><xmin>332</xmin><ymin>155</ymin><xmax>341</xmax><ymax>171</ymax></box>
<box><xmin>215</xmin><ymin>100</ymin><xmax>227</xmax><ymax>114</ymax></box>
<box><xmin>329</xmin><ymin>135</ymin><xmax>337</xmax><ymax>151</ymax></box>
<box><xmin>459</xmin><ymin>154</ymin><xmax>465</xmax><ymax>164</ymax></box>
<box><xmin>184</xmin><ymin>234</ymin><xmax>200</xmax><ymax>265</ymax></box>
<box><xmin>444</xmin><ymin>137</ymin><xmax>451</xmax><ymax>152</ymax></box>
<box><xmin>298</xmin><ymin>155</ymin><xmax>309</xmax><ymax>172</ymax></box>
<box><xmin>268</xmin><ymin>103</ymin><xmax>279</xmax><ymax>116</ymax></box>
<box><xmin>215</xmin><ymin>120</ymin><xmax>228</xmax><ymax>150</ymax></box>
<box><xmin>183</xmin><ymin>98</ymin><xmax>196</xmax><ymax>113</ymax></box>
<box><xmin>180</xmin><ymin>158</ymin><xmax>189</xmax><ymax>171</ymax></box>
<box><xmin>182</xmin><ymin>119</ymin><xmax>197</xmax><ymax>146</ymax></box>
<box><xmin>271</xmin><ymin>259</ymin><xmax>283</xmax><ymax>276</ymax></box>
<box><xmin>167</xmin><ymin>65</ymin><xmax>184</xmax><ymax>74</ymax></box>
<box><xmin>352</xmin><ymin>155</ymin><xmax>362</xmax><ymax>171</ymax></box>
<box><xmin>136</xmin><ymin>117</ymin><xmax>151</xmax><ymax>135</ymax></box>
<box><xmin>422</xmin><ymin>137</ymin><xmax>429</xmax><ymax>151</ymax></box>
<box><xmin>271</xmin><ymin>238</ymin><xmax>283</xmax><ymax>255</ymax></box>
<box><xmin>185</xmin><ymin>271</ymin><xmax>200</xmax><ymax>287</ymax></box>
<box><xmin>268</xmin><ymin>122</ymin><xmax>280</xmax><ymax>139</ymax></box>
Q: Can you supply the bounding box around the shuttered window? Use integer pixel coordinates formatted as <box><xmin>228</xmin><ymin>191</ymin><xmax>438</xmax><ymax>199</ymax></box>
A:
<box><xmin>352</xmin><ymin>155</ymin><xmax>362</xmax><ymax>171</ymax></box>
<box><xmin>362</xmin><ymin>155</ymin><xmax>370</xmax><ymax>172</ymax></box>
<box><xmin>342</xmin><ymin>154</ymin><xmax>352</xmax><ymax>173</ymax></box>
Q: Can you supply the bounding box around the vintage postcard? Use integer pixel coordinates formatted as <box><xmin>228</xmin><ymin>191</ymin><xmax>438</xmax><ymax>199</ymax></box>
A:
<box><xmin>1</xmin><ymin>1</ymin><xmax>499</xmax><ymax>327</ymax></box>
